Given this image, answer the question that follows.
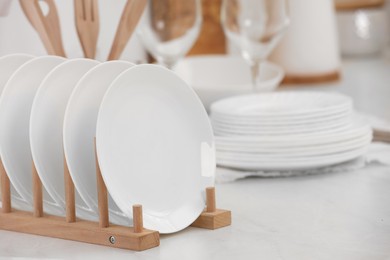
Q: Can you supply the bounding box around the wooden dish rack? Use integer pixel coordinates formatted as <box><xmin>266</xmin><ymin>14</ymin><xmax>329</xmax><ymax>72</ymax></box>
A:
<box><xmin>0</xmin><ymin>140</ymin><xmax>231</xmax><ymax>251</ymax></box>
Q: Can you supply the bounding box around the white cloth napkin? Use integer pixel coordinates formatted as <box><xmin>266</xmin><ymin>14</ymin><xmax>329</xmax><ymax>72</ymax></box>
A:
<box><xmin>215</xmin><ymin>142</ymin><xmax>390</xmax><ymax>183</ymax></box>
<box><xmin>361</xmin><ymin>113</ymin><xmax>390</xmax><ymax>142</ymax></box>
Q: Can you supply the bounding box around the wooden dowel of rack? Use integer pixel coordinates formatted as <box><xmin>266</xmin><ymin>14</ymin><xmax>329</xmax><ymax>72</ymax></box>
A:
<box><xmin>206</xmin><ymin>187</ymin><xmax>216</xmax><ymax>213</ymax></box>
<box><xmin>133</xmin><ymin>205</ymin><xmax>143</xmax><ymax>233</ymax></box>
<box><xmin>0</xmin><ymin>158</ymin><xmax>11</xmax><ymax>213</ymax></box>
<box><xmin>32</xmin><ymin>162</ymin><xmax>43</xmax><ymax>217</ymax></box>
<box><xmin>64</xmin><ymin>154</ymin><xmax>76</xmax><ymax>222</ymax></box>
<box><xmin>94</xmin><ymin>138</ymin><xmax>109</xmax><ymax>228</ymax></box>
<box><xmin>191</xmin><ymin>186</ymin><xmax>231</xmax><ymax>230</ymax></box>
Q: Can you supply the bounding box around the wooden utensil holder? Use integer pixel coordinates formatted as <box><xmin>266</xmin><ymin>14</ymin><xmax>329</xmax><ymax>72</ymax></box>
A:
<box><xmin>0</xmin><ymin>141</ymin><xmax>231</xmax><ymax>251</ymax></box>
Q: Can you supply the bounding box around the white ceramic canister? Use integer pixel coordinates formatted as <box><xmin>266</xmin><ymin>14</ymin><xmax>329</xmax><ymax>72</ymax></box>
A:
<box><xmin>268</xmin><ymin>0</ymin><xmax>341</xmax><ymax>84</ymax></box>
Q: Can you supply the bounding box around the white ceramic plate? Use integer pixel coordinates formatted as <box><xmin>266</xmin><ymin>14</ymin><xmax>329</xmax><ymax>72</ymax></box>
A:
<box><xmin>0</xmin><ymin>53</ymin><xmax>35</xmax><ymax>210</ymax></box>
<box><xmin>216</xmin><ymin>131</ymin><xmax>372</xmax><ymax>155</ymax></box>
<box><xmin>96</xmin><ymin>64</ymin><xmax>215</xmax><ymax>233</ymax></box>
<box><xmin>212</xmin><ymin>118</ymin><xmax>352</xmax><ymax>136</ymax></box>
<box><xmin>210</xmin><ymin>92</ymin><xmax>352</xmax><ymax>117</ymax></box>
<box><xmin>217</xmin><ymin>132</ymin><xmax>372</xmax><ymax>158</ymax></box>
<box><xmin>0</xmin><ymin>56</ymin><xmax>66</xmax><ymax>215</ymax></box>
<box><xmin>210</xmin><ymin>111</ymin><xmax>351</xmax><ymax>126</ymax></box>
<box><xmin>30</xmin><ymin>59</ymin><xmax>100</xmax><ymax>220</ymax></box>
<box><xmin>214</xmin><ymin>123</ymin><xmax>353</xmax><ymax>137</ymax></box>
<box><xmin>211</xmin><ymin>106</ymin><xmax>352</xmax><ymax>121</ymax></box>
<box><xmin>63</xmin><ymin>61</ymin><xmax>135</xmax><ymax>225</ymax></box>
<box><xmin>215</xmin><ymin>116</ymin><xmax>371</xmax><ymax>146</ymax></box>
<box><xmin>217</xmin><ymin>147</ymin><xmax>369</xmax><ymax>171</ymax></box>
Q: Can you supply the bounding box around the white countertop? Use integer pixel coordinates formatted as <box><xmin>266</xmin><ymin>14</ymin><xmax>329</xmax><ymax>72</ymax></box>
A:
<box><xmin>289</xmin><ymin>57</ymin><xmax>390</xmax><ymax>121</ymax></box>
<box><xmin>1</xmin><ymin>57</ymin><xmax>390</xmax><ymax>260</ymax></box>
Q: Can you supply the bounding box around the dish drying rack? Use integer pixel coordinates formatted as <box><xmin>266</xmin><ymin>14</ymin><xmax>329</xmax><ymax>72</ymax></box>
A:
<box><xmin>0</xmin><ymin>140</ymin><xmax>231</xmax><ymax>251</ymax></box>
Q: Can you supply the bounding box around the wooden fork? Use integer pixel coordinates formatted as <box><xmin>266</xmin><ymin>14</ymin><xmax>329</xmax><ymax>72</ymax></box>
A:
<box><xmin>19</xmin><ymin>0</ymin><xmax>66</xmax><ymax>57</ymax></box>
<box><xmin>74</xmin><ymin>0</ymin><xmax>99</xmax><ymax>59</ymax></box>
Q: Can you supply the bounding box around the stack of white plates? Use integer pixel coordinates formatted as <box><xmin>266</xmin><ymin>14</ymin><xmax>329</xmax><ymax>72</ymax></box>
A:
<box><xmin>210</xmin><ymin>92</ymin><xmax>372</xmax><ymax>171</ymax></box>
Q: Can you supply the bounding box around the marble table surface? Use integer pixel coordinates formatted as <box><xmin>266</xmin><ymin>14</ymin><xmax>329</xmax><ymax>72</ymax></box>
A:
<box><xmin>1</xmin><ymin>57</ymin><xmax>390</xmax><ymax>260</ymax></box>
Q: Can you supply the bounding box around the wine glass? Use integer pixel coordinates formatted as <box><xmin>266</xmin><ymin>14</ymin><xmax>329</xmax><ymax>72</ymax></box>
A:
<box><xmin>137</xmin><ymin>0</ymin><xmax>202</xmax><ymax>69</ymax></box>
<box><xmin>221</xmin><ymin>0</ymin><xmax>289</xmax><ymax>91</ymax></box>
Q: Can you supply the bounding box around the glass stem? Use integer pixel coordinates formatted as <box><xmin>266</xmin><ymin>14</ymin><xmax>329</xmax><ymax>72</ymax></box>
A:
<box><xmin>250</xmin><ymin>59</ymin><xmax>262</xmax><ymax>92</ymax></box>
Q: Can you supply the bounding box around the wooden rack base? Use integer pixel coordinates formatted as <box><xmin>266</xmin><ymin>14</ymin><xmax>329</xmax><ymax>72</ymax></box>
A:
<box><xmin>0</xmin><ymin>210</ymin><xmax>159</xmax><ymax>251</ymax></box>
<box><xmin>0</xmin><ymin>140</ymin><xmax>231</xmax><ymax>251</ymax></box>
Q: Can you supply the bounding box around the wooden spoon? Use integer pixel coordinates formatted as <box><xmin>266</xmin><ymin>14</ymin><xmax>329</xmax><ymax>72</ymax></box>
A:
<box><xmin>107</xmin><ymin>0</ymin><xmax>147</xmax><ymax>60</ymax></box>
<box><xmin>19</xmin><ymin>0</ymin><xmax>66</xmax><ymax>57</ymax></box>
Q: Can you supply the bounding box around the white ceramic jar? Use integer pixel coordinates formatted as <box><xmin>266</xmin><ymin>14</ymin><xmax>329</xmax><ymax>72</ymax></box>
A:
<box><xmin>268</xmin><ymin>0</ymin><xmax>341</xmax><ymax>84</ymax></box>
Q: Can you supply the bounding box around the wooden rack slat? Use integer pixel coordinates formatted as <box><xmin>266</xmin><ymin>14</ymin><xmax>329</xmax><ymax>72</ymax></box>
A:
<box><xmin>133</xmin><ymin>204</ymin><xmax>143</xmax><ymax>233</ymax></box>
<box><xmin>94</xmin><ymin>138</ymin><xmax>109</xmax><ymax>228</ymax></box>
<box><xmin>0</xmin><ymin>159</ymin><xmax>11</xmax><ymax>213</ymax></box>
<box><xmin>63</xmin><ymin>154</ymin><xmax>76</xmax><ymax>223</ymax></box>
<box><xmin>32</xmin><ymin>162</ymin><xmax>43</xmax><ymax>217</ymax></box>
<box><xmin>206</xmin><ymin>187</ymin><xmax>216</xmax><ymax>212</ymax></box>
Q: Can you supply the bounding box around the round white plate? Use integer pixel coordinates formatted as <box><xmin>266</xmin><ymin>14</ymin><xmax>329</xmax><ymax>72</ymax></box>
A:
<box><xmin>216</xmin><ymin>131</ymin><xmax>372</xmax><ymax>155</ymax></box>
<box><xmin>212</xmin><ymin>118</ymin><xmax>351</xmax><ymax>136</ymax></box>
<box><xmin>96</xmin><ymin>64</ymin><xmax>215</xmax><ymax>234</ymax></box>
<box><xmin>214</xmin><ymin>122</ymin><xmax>353</xmax><ymax>137</ymax></box>
<box><xmin>217</xmin><ymin>133</ymin><xmax>372</xmax><ymax>159</ymax></box>
<box><xmin>210</xmin><ymin>110</ymin><xmax>351</xmax><ymax>125</ymax></box>
<box><xmin>217</xmin><ymin>147</ymin><xmax>368</xmax><ymax>171</ymax></box>
<box><xmin>0</xmin><ymin>53</ymin><xmax>35</xmax><ymax>210</ymax></box>
<box><xmin>0</xmin><ymin>56</ymin><xmax>66</xmax><ymax>215</ymax></box>
<box><xmin>63</xmin><ymin>61</ymin><xmax>135</xmax><ymax>225</ymax></box>
<box><xmin>210</xmin><ymin>92</ymin><xmax>352</xmax><ymax>117</ymax></box>
<box><xmin>215</xmin><ymin>117</ymin><xmax>371</xmax><ymax>146</ymax></box>
<box><xmin>30</xmin><ymin>59</ymin><xmax>100</xmax><ymax>220</ymax></box>
<box><xmin>211</xmin><ymin>106</ymin><xmax>352</xmax><ymax>121</ymax></box>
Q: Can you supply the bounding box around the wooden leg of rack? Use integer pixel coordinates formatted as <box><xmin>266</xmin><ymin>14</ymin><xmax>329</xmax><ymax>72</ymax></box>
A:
<box><xmin>133</xmin><ymin>205</ymin><xmax>143</xmax><ymax>233</ymax></box>
<box><xmin>32</xmin><ymin>162</ymin><xmax>43</xmax><ymax>217</ymax></box>
<box><xmin>206</xmin><ymin>187</ymin><xmax>216</xmax><ymax>212</ymax></box>
<box><xmin>64</xmin><ymin>154</ymin><xmax>76</xmax><ymax>223</ymax></box>
<box><xmin>0</xmin><ymin>158</ymin><xmax>11</xmax><ymax>213</ymax></box>
<box><xmin>94</xmin><ymin>138</ymin><xmax>109</xmax><ymax>228</ymax></box>
<box><xmin>191</xmin><ymin>187</ymin><xmax>231</xmax><ymax>230</ymax></box>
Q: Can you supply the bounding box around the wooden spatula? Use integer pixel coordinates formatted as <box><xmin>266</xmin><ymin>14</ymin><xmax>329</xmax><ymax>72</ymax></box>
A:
<box><xmin>107</xmin><ymin>0</ymin><xmax>147</xmax><ymax>60</ymax></box>
<box><xmin>74</xmin><ymin>0</ymin><xmax>99</xmax><ymax>59</ymax></box>
<box><xmin>19</xmin><ymin>0</ymin><xmax>66</xmax><ymax>57</ymax></box>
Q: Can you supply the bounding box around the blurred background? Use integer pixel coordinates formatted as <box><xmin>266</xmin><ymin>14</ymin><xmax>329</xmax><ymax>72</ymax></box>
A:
<box><xmin>2</xmin><ymin>0</ymin><xmax>390</xmax><ymax>119</ymax></box>
<box><xmin>1</xmin><ymin>0</ymin><xmax>389</xmax><ymax>62</ymax></box>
